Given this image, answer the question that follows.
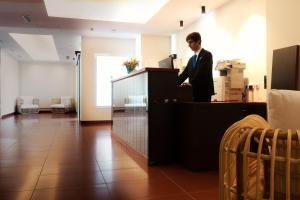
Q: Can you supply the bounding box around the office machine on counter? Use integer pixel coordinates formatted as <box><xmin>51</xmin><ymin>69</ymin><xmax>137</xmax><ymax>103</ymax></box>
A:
<box><xmin>213</xmin><ymin>60</ymin><xmax>247</xmax><ymax>102</ymax></box>
<box><xmin>158</xmin><ymin>54</ymin><xmax>177</xmax><ymax>69</ymax></box>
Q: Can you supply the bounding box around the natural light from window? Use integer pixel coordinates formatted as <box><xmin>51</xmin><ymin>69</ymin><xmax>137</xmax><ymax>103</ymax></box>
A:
<box><xmin>96</xmin><ymin>56</ymin><xmax>128</xmax><ymax>107</ymax></box>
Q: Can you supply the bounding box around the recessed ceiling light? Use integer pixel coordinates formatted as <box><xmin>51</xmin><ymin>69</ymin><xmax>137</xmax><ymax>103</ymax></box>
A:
<box><xmin>201</xmin><ymin>6</ymin><xmax>206</xmax><ymax>14</ymax></box>
<box><xmin>90</xmin><ymin>27</ymin><xmax>94</xmax><ymax>31</ymax></box>
<box><xmin>179</xmin><ymin>20</ymin><xmax>183</xmax><ymax>30</ymax></box>
<box><xmin>66</xmin><ymin>55</ymin><xmax>70</xmax><ymax>59</ymax></box>
<box><xmin>112</xmin><ymin>29</ymin><xmax>116</xmax><ymax>32</ymax></box>
<box><xmin>9</xmin><ymin>33</ymin><xmax>59</xmax><ymax>61</ymax></box>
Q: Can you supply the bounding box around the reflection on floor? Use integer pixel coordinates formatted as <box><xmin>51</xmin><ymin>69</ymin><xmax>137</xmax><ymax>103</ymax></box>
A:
<box><xmin>0</xmin><ymin>113</ymin><xmax>218</xmax><ymax>200</ymax></box>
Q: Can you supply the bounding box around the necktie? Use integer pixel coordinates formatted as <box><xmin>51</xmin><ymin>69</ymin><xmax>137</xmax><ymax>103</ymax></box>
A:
<box><xmin>192</xmin><ymin>54</ymin><xmax>197</xmax><ymax>69</ymax></box>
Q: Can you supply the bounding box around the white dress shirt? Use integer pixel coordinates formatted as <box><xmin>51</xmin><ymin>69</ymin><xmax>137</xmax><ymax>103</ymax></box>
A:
<box><xmin>194</xmin><ymin>48</ymin><xmax>202</xmax><ymax>61</ymax></box>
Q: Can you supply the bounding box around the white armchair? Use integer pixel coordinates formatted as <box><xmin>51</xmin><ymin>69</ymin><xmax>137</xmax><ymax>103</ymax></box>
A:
<box><xmin>17</xmin><ymin>96</ymin><xmax>39</xmax><ymax>114</ymax></box>
<box><xmin>50</xmin><ymin>96</ymin><xmax>74</xmax><ymax>113</ymax></box>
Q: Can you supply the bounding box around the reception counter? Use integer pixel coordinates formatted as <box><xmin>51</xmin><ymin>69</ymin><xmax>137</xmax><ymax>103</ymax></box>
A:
<box><xmin>112</xmin><ymin>68</ymin><xmax>179</xmax><ymax>165</ymax></box>
<box><xmin>176</xmin><ymin>102</ymin><xmax>266</xmax><ymax>170</ymax></box>
<box><xmin>112</xmin><ymin>68</ymin><xmax>267</xmax><ymax>170</ymax></box>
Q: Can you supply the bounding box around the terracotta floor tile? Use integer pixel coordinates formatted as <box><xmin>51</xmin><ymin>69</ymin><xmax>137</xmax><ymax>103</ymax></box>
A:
<box><xmin>0</xmin><ymin>190</ymin><xmax>33</xmax><ymax>200</ymax></box>
<box><xmin>0</xmin><ymin>158</ymin><xmax>46</xmax><ymax>168</ymax></box>
<box><xmin>0</xmin><ymin>140</ymin><xmax>16</xmax><ymax>153</ymax></box>
<box><xmin>32</xmin><ymin>185</ymin><xmax>110</xmax><ymax>200</ymax></box>
<box><xmin>46</xmin><ymin>154</ymin><xmax>95</xmax><ymax>162</ymax></box>
<box><xmin>0</xmin><ymin>176</ymin><xmax>39</xmax><ymax>191</ymax></box>
<box><xmin>139</xmin><ymin>194</ymin><xmax>194</xmax><ymax>200</ymax></box>
<box><xmin>102</xmin><ymin>168</ymin><xmax>162</xmax><ymax>183</ymax></box>
<box><xmin>32</xmin><ymin>188</ymin><xmax>81</xmax><ymax>200</ymax></box>
<box><xmin>0</xmin><ymin>166</ymin><xmax>42</xmax><ymax>178</ymax></box>
<box><xmin>0</xmin><ymin>114</ymin><xmax>219</xmax><ymax>199</ymax></box>
<box><xmin>0</xmin><ymin>150</ymin><xmax>48</xmax><ymax>160</ymax></box>
<box><xmin>8</xmin><ymin>143</ymin><xmax>52</xmax><ymax>152</ymax></box>
<box><xmin>44</xmin><ymin>156</ymin><xmax>96</xmax><ymax>166</ymax></box>
<box><xmin>107</xmin><ymin>176</ymin><xmax>184</xmax><ymax>200</ymax></box>
<box><xmin>191</xmin><ymin>189</ymin><xmax>219</xmax><ymax>200</ymax></box>
<box><xmin>98</xmin><ymin>159</ymin><xmax>139</xmax><ymax>170</ymax></box>
<box><xmin>36</xmin><ymin>172</ymin><xmax>105</xmax><ymax>189</ymax></box>
<box><xmin>41</xmin><ymin>162</ymin><xmax>100</xmax><ymax>175</ymax></box>
<box><xmin>78</xmin><ymin>185</ymin><xmax>111</xmax><ymax>200</ymax></box>
<box><xmin>159</xmin><ymin>166</ymin><xmax>219</xmax><ymax>193</ymax></box>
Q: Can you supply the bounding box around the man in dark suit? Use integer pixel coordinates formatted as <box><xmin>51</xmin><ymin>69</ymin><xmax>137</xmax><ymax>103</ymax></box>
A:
<box><xmin>178</xmin><ymin>32</ymin><xmax>214</xmax><ymax>102</ymax></box>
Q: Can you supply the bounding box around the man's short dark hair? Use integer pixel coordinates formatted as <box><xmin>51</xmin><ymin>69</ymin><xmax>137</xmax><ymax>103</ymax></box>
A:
<box><xmin>186</xmin><ymin>32</ymin><xmax>201</xmax><ymax>44</ymax></box>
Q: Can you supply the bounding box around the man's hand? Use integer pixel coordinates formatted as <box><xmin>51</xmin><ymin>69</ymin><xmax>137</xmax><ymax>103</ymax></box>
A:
<box><xmin>180</xmin><ymin>82</ymin><xmax>192</xmax><ymax>87</ymax></box>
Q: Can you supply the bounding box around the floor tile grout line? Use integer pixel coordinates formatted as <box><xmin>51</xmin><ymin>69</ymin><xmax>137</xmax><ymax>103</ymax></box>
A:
<box><xmin>96</xmin><ymin>131</ymin><xmax>192</xmax><ymax>198</ymax></box>
<box><xmin>1</xmin><ymin>115</ymin><xmax>215</xmax><ymax>200</ymax></box>
<box><xmin>84</xmin><ymin>121</ymin><xmax>113</xmax><ymax>199</ymax></box>
<box><xmin>29</xmin><ymin>125</ymin><xmax>59</xmax><ymax>200</ymax></box>
<box><xmin>159</xmin><ymin>169</ymin><xmax>197</xmax><ymax>200</ymax></box>
<box><xmin>95</xmin><ymin>159</ymin><xmax>113</xmax><ymax>197</ymax></box>
<box><xmin>94</xmin><ymin>147</ymin><xmax>113</xmax><ymax>198</ymax></box>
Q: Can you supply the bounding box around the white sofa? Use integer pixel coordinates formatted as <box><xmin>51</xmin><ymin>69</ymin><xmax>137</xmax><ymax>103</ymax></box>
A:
<box><xmin>17</xmin><ymin>96</ymin><xmax>39</xmax><ymax>114</ymax></box>
<box><xmin>50</xmin><ymin>96</ymin><xmax>74</xmax><ymax>113</ymax></box>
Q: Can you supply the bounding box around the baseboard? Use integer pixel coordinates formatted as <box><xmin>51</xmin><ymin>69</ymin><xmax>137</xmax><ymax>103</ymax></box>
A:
<box><xmin>39</xmin><ymin>109</ymin><xmax>77</xmax><ymax>114</ymax></box>
<box><xmin>1</xmin><ymin>112</ymin><xmax>16</xmax><ymax>119</ymax></box>
<box><xmin>80</xmin><ymin>120</ymin><xmax>112</xmax><ymax>125</ymax></box>
<box><xmin>39</xmin><ymin>110</ymin><xmax>52</xmax><ymax>113</ymax></box>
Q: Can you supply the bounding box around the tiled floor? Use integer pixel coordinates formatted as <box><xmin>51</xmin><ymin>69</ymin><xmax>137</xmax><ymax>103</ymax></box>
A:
<box><xmin>0</xmin><ymin>114</ymin><xmax>218</xmax><ymax>200</ymax></box>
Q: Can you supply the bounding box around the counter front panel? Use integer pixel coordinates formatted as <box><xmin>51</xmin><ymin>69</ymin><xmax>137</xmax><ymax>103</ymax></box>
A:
<box><xmin>112</xmin><ymin>72</ymin><xmax>148</xmax><ymax>158</ymax></box>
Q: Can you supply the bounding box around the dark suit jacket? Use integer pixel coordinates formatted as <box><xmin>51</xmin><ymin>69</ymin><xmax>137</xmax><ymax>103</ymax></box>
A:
<box><xmin>177</xmin><ymin>48</ymin><xmax>215</xmax><ymax>96</ymax></box>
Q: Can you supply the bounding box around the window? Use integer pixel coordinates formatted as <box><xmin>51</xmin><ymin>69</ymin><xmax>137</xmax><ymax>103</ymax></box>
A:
<box><xmin>96</xmin><ymin>56</ymin><xmax>128</xmax><ymax>107</ymax></box>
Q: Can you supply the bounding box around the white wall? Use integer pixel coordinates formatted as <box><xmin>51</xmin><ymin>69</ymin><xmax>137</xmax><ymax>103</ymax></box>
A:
<box><xmin>80</xmin><ymin>36</ymin><xmax>136</xmax><ymax>121</ymax></box>
<box><xmin>141</xmin><ymin>34</ymin><xmax>171</xmax><ymax>67</ymax></box>
<box><xmin>19</xmin><ymin>62</ymin><xmax>75</xmax><ymax>109</ymax></box>
<box><xmin>0</xmin><ymin>49</ymin><xmax>19</xmax><ymax>116</ymax></box>
<box><xmin>175</xmin><ymin>0</ymin><xmax>267</xmax><ymax>101</ymax></box>
<box><xmin>266</xmin><ymin>0</ymin><xmax>300</xmax><ymax>89</ymax></box>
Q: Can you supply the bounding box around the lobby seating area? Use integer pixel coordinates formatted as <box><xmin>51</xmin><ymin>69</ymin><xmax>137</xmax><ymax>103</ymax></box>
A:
<box><xmin>16</xmin><ymin>96</ymin><xmax>75</xmax><ymax>114</ymax></box>
<box><xmin>16</xmin><ymin>96</ymin><xmax>40</xmax><ymax>114</ymax></box>
<box><xmin>50</xmin><ymin>96</ymin><xmax>75</xmax><ymax>113</ymax></box>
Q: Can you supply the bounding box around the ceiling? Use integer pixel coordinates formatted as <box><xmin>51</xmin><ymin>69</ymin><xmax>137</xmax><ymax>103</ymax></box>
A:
<box><xmin>0</xmin><ymin>0</ymin><xmax>231</xmax><ymax>62</ymax></box>
<box><xmin>44</xmin><ymin>0</ymin><xmax>170</xmax><ymax>24</ymax></box>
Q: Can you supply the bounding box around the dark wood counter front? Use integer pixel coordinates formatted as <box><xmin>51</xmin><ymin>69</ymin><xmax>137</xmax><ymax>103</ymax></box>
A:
<box><xmin>176</xmin><ymin>102</ymin><xmax>266</xmax><ymax>171</ymax></box>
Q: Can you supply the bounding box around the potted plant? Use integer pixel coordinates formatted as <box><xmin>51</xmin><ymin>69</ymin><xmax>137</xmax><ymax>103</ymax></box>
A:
<box><xmin>123</xmin><ymin>58</ymin><xmax>139</xmax><ymax>74</ymax></box>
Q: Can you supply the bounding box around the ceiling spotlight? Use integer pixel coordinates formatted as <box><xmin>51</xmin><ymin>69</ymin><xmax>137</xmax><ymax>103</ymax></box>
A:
<box><xmin>22</xmin><ymin>15</ymin><xmax>31</xmax><ymax>23</ymax></box>
<box><xmin>90</xmin><ymin>27</ymin><xmax>94</xmax><ymax>31</ymax></box>
<box><xmin>179</xmin><ymin>20</ymin><xmax>183</xmax><ymax>30</ymax></box>
<box><xmin>201</xmin><ymin>6</ymin><xmax>206</xmax><ymax>14</ymax></box>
